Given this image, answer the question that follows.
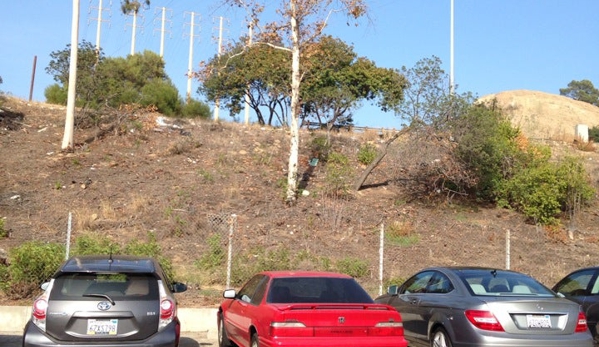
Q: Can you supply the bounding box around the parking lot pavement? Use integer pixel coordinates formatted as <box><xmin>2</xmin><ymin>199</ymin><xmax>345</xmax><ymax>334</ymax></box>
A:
<box><xmin>0</xmin><ymin>332</ymin><xmax>217</xmax><ymax>347</ymax></box>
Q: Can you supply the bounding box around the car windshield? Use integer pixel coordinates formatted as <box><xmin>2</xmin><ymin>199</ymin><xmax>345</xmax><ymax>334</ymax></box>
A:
<box><xmin>267</xmin><ymin>277</ymin><xmax>374</xmax><ymax>304</ymax></box>
<box><xmin>458</xmin><ymin>269</ymin><xmax>556</xmax><ymax>297</ymax></box>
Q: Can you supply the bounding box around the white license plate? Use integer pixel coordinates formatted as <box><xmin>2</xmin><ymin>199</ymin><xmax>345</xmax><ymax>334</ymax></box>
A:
<box><xmin>526</xmin><ymin>314</ymin><xmax>552</xmax><ymax>328</ymax></box>
<box><xmin>87</xmin><ymin>319</ymin><xmax>118</xmax><ymax>335</ymax></box>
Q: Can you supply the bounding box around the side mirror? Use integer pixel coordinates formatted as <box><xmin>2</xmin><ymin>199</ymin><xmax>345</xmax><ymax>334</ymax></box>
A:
<box><xmin>172</xmin><ymin>282</ymin><xmax>188</xmax><ymax>293</ymax></box>
<box><xmin>387</xmin><ymin>285</ymin><xmax>399</xmax><ymax>295</ymax></box>
<box><xmin>223</xmin><ymin>289</ymin><xmax>236</xmax><ymax>299</ymax></box>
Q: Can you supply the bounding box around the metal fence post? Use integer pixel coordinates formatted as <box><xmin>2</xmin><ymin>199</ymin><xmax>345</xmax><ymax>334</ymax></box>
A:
<box><xmin>505</xmin><ymin>229</ymin><xmax>511</xmax><ymax>270</ymax></box>
<box><xmin>226</xmin><ymin>214</ymin><xmax>237</xmax><ymax>289</ymax></box>
<box><xmin>65</xmin><ymin>211</ymin><xmax>72</xmax><ymax>260</ymax></box>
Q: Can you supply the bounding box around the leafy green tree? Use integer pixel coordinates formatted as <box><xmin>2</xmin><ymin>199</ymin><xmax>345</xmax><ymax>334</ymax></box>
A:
<box><xmin>396</xmin><ymin>56</ymin><xmax>473</xmax><ymax>128</ymax></box>
<box><xmin>45</xmin><ymin>40</ymin><xmax>106</xmax><ymax>108</ymax></box>
<box><xmin>559</xmin><ymin>79</ymin><xmax>599</xmax><ymax>106</ymax></box>
<box><xmin>220</xmin><ymin>0</ymin><xmax>367</xmax><ymax>205</ymax></box>
<box><xmin>200</xmin><ymin>35</ymin><xmax>405</xmax><ymax>129</ymax></box>
<box><xmin>301</xmin><ymin>36</ymin><xmax>406</xmax><ymax>130</ymax></box>
<box><xmin>199</xmin><ymin>42</ymin><xmax>291</xmax><ymax>126</ymax></box>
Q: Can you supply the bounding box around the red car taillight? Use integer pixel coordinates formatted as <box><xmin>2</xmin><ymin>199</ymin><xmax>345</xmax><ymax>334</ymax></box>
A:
<box><xmin>160</xmin><ymin>299</ymin><xmax>174</xmax><ymax>319</ymax></box>
<box><xmin>465</xmin><ymin>310</ymin><xmax>505</xmax><ymax>331</ymax></box>
<box><xmin>369</xmin><ymin>321</ymin><xmax>404</xmax><ymax>336</ymax></box>
<box><xmin>158</xmin><ymin>280</ymin><xmax>177</xmax><ymax>330</ymax></box>
<box><xmin>32</xmin><ymin>298</ymin><xmax>48</xmax><ymax>320</ymax></box>
<box><xmin>575</xmin><ymin>312</ymin><xmax>588</xmax><ymax>333</ymax></box>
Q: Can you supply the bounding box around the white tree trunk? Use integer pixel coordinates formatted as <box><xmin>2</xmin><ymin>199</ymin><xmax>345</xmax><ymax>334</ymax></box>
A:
<box><xmin>286</xmin><ymin>0</ymin><xmax>301</xmax><ymax>204</ymax></box>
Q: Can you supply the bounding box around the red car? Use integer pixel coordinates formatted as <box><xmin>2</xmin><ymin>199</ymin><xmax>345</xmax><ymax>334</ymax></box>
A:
<box><xmin>217</xmin><ymin>271</ymin><xmax>408</xmax><ymax>347</ymax></box>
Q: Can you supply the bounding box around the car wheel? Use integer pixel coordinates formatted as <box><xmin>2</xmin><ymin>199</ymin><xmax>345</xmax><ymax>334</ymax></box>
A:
<box><xmin>250</xmin><ymin>333</ymin><xmax>259</xmax><ymax>347</ymax></box>
<box><xmin>431</xmin><ymin>327</ymin><xmax>452</xmax><ymax>347</ymax></box>
<box><xmin>218</xmin><ymin>313</ymin><xmax>232</xmax><ymax>347</ymax></box>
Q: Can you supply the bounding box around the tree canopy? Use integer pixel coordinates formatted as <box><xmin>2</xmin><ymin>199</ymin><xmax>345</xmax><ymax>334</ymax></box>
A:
<box><xmin>559</xmin><ymin>79</ymin><xmax>599</xmax><ymax>107</ymax></box>
<box><xmin>199</xmin><ymin>35</ymin><xmax>405</xmax><ymax>128</ymax></box>
<box><xmin>45</xmin><ymin>41</ymin><xmax>209</xmax><ymax>118</ymax></box>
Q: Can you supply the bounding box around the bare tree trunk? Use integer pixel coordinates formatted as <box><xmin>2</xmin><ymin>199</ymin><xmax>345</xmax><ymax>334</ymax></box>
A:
<box><xmin>353</xmin><ymin>128</ymin><xmax>408</xmax><ymax>191</ymax></box>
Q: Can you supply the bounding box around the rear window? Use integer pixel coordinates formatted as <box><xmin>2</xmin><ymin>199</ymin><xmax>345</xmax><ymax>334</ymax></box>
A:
<box><xmin>50</xmin><ymin>273</ymin><xmax>159</xmax><ymax>300</ymax></box>
<box><xmin>267</xmin><ymin>277</ymin><xmax>373</xmax><ymax>304</ymax></box>
<box><xmin>458</xmin><ymin>269</ymin><xmax>555</xmax><ymax>297</ymax></box>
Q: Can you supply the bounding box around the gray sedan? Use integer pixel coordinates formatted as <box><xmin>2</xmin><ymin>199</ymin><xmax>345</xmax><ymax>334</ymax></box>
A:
<box><xmin>375</xmin><ymin>267</ymin><xmax>593</xmax><ymax>347</ymax></box>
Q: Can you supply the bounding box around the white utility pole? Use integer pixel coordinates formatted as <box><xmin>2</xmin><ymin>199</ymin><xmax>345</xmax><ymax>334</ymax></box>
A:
<box><xmin>130</xmin><ymin>11</ymin><xmax>137</xmax><ymax>55</ymax></box>
<box><xmin>185</xmin><ymin>12</ymin><xmax>200</xmax><ymax>102</ymax></box>
<box><xmin>213</xmin><ymin>16</ymin><xmax>224</xmax><ymax>121</ymax></box>
<box><xmin>154</xmin><ymin>7</ymin><xmax>172</xmax><ymax>57</ymax></box>
<box><xmin>63</xmin><ymin>0</ymin><xmax>80</xmax><ymax>150</ymax></box>
<box><xmin>90</xmin><ymin>0</ymin><xmax>111</xmax><ymax>52</ymax></box>
<box><xmin>450</xmin><ymin>0</ymin><xmax>454</xmax><ymax>94</ymax></box>
<box><xmin>244</xmin><ymin>22</ymin><xmax>253</xmax><ymax>125</ymax></box>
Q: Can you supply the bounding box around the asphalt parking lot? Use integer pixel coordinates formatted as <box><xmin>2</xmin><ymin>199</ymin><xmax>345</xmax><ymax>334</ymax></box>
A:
<box><xmin>0</xmin><ymin>332</ymin><xmax>217</xmax><ymax>347</ymax></box>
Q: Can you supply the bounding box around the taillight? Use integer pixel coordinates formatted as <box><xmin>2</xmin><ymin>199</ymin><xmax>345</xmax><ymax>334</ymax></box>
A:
<box><xmin>160</xmin><ymin>299</ymin><xmax>174</xmax><ymax>319</ymax></box>
<box><xmin>465</xmin><ymin>310</ymin><xmax>504</xmax><ymax>331</ymax></box>
<box><xmin>369</xmin><ymin>321</ymin><xmax>404</xmax><ymax>336</ymax></box>
<box><xmin>575</xmin><ymin>312</ymin><xmax>588</xmax><ymax>333</ymax></box>
<box><xmin>270</xmin><ymin>321</ymin><xmax>312</xmax><ymax>337</ymax></box>
<box><xmin>32</xmin><ymin>298</ymin><xmax>48</xmax><ymax>320</ymax></box>
<box><xmin>158</xmin><ymin>280</ymin><xmax>176</xmax><ymax>330</ymax></box>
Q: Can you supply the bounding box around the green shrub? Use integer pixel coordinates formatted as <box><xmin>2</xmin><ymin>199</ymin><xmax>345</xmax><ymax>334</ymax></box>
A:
<box><xmin>44</xmin><ymin>84</ymin><xmax>68</xmax><ymax>105</ymax></box>
<box><xmin>72</xmin><ymin>233</ymin><xmax>120</xmax><ymax>255</ymax></box>
<box><xmin>336</xmin><ymin>257</ymin><xmax>369</xmax><ymax>278</ymax></box>
<box><xmin>498</xmin><ymin>156</ymin><xmax>594</xmax><ymax>225</ymax></box>
<box><xmin>1</xmin><ymin>241</ymin><xmax>65</xmax><ymax>299</ymax></box>
<box><xmin>324</xmin><ymin>152</ymin><xmax>352</xmax><ymax>198</ymax></box>
<box><xmin>357</xmin><ymin>143</ymin><xmax>377</xmax><ymax>165</ymax></box>
<box><xmin>181</xmin><ymin>99</ymin><xmax>211</xmax><ymax>119</ymax></box>
<box><xmin>140</xmin><ymin>79</ymin><xmax>182</xmax><ymax>116</ymax></box>
<box><xmin>195</xmin><ymin>234</ymin><xmax>226</xmax><ymax>270</ymax></box>
<box><xmin>0</xmin><ymin>217</ymin><xmax>7</xmax><ymax>238</ymax></box>
<box><xmin>310</xmin><ymin>135</ymin><xmax>331</xmax><ymax>162</ymax></box>
<box><xmin>589</xmin><ymin>126</ymin><xmax>599</xmax><ymax>143</ymax></box>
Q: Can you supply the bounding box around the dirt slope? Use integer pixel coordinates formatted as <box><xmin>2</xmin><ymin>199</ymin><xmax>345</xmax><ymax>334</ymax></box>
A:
<box><xmin>1</xmin><ymin>93</ymin><xmax>599</xmax><ymax>307</ymax></box>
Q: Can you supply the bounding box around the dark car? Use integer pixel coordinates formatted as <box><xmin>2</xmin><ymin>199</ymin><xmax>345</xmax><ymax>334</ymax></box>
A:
<box><xmin>22</xmin><ymin>255</ymin><xmax>188</xmax><ymax>347</ymax></box>
<box><xmin>553</xmin><ymin>266</ymin><xmax>599</xmax><ymax>345</ymax></box>
<box><xmin>375</xmin><ymin>266</ymin><xmax>592</xmax><ymax>347</ymax></box>
<box><xmin>218</xmin><ymin>270</ymin><xmax>408</xmax><ymax>347</ymax></box>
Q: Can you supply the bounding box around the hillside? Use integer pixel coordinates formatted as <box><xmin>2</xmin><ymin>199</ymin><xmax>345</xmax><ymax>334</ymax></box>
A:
<box><xmin>1</xmin><ymin>92</ymin><xmax>599</xmax><ymax>307</ymax></box>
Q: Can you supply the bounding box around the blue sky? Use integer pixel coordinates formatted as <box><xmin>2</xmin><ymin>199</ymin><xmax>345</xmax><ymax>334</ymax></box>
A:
<box><xmin>1</xmin><ymin>0</ymin><xmax>598</xmax><ymax>129</ymax></box>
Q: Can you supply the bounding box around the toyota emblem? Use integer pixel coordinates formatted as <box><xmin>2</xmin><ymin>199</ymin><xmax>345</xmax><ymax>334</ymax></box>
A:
<box><xmin>97</xmin><ymin>301</ymin><xmax>112</xmax><ymax>311</ymax></box>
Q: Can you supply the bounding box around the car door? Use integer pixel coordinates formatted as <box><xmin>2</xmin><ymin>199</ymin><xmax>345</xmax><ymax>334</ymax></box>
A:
<box><xmin>224</xmin><ymin>274</ymin><xmax>268</xmax><ymax>347</ymax></box>
<box><xmin>387</xmin><ymin>271</ymin><xmax>435</xmax><ymax>345</ymax></box>
<box><xmin>554</xmin><ymin>268</ymin><xmax>599</xmax><ymax>340</ymax></box>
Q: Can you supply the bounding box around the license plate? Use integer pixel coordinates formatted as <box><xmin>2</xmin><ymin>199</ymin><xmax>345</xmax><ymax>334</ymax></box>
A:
<box><xmin>87</xmin><ymin>319</ymin><xmax>118</xmax><ymax>335</ymax></box>
<box><xmin>526</xmin><ymin>314</ymin><xmax>552</xmax><ymax>328</ymax></box>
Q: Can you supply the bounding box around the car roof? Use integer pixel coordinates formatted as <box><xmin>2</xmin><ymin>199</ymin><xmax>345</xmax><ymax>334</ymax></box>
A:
<box><xmin>57</xmin><ymin>255</ymin><xmax>158</xmax><ymax>274</ymax></box>
<box><xmin>261</xmin><ymin>270</ymin><xmax>354</xmax><ymax>279</ymax></box>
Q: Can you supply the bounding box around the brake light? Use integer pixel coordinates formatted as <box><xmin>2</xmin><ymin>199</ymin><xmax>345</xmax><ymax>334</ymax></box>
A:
<box><xmin>31</xmin><ymin>280</ymin><xmax>53</xmax><ymax>332</ymax></box>
<box><xmin>576</xmin><ymin>312</ymin><xmax>588</xmax><ymax>333</ymax></box>
<box><xmin>465</xmin><ymin>310</ymin><xmax>504</xmax><ymax>331</ymax></box>
<box><xmin>369</xmin><ymin>321</ymin><xmax>404</xmax><ymax>336</ymax></box>
<box><xmin>161</xmin><ymin>299</ymin><xmax>174</xmax><ymax>319</ymax></box>
<box><xmin>270</xmin><ymin>321</ymin><xmax>312</xmax><ymax>337</ymax></box>
<box><xmin>158</xmin><ymin>280</ymin><xmax>176</xmax><ymax>330</ymax></box>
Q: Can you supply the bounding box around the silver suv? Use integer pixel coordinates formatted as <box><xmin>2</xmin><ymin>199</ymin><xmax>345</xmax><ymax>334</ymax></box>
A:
<box><xmin>22</xmin><ymin>255</ymin><xmax>187</xmax><ymax>347</ymax></box>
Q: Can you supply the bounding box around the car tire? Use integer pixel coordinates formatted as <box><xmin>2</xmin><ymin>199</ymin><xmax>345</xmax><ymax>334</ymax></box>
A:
<box><xmin>218</xmin><ymin>313</ymin><xmax>232</xmax><ymax>347</ymax></box>
<box><xmin>250</xmin><ymin>332</ymin><xmax>259</xmax><ymax>347</ymax></box>
<box><xmin>431</xmin><ymin>327</ymin><xmax>452</xmax><ymax>347</ymax></box>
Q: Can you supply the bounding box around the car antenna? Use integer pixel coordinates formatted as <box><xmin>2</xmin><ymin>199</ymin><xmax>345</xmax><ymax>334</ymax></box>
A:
<box><xmin>491</xmin><ymin>269</ymin><xmax>497</xmax><ymax>277</ymax></box>
<box><xmin>109</xmin><ymin>250</ymin><xmax>113</xmax><ymax>264</ymax></box>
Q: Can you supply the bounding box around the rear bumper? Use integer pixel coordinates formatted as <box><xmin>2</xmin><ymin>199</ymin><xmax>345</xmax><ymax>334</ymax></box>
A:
<box><xmin>262</xmin><ymin>335</ymin><xmax>408</xmax><ymax>347</ymax></box>
<box><xmin>22</xmin><ymin>320</ymin><xmax>181</xmax><ymax>347</ymax></box>
<box><xmin>451</xmin><ymin>332</ymin><xmax>594</xmax><ymax>347</ymax></box>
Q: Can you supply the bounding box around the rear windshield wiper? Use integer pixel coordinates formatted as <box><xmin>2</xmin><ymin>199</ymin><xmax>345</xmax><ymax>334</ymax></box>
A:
<box><xmin>83</xmin><ymin>293</ymin><xmax>116</xmax><ymax>305</ymax></box>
